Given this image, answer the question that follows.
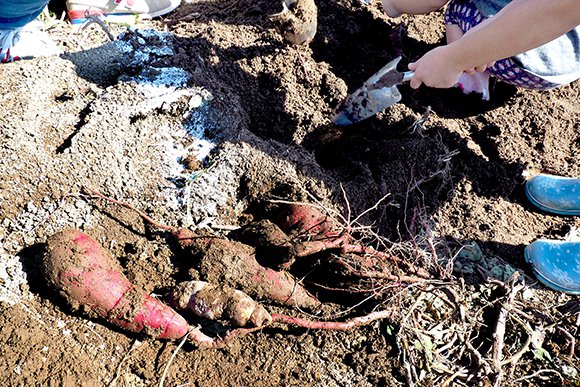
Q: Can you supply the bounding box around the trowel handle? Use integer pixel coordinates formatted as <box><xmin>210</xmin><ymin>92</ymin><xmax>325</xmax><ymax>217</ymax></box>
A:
<box><xmin>402</xmin><ymin>71</ymin><xmax>414</xmax><ymax>82</ymax></box>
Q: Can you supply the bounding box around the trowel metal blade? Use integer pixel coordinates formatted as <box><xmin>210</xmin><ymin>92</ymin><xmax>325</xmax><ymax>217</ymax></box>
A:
<box><xmin>332</xmin><ymin>57</ymin><xmax>405</xmax><ymax>126</ymax></box>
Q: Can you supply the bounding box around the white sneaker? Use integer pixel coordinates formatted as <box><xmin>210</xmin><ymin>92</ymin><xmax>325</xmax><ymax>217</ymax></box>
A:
<box><xmin>66</xmin><ymin>0</ymin><xmax>181</xmax><ymax>28</ymax></box>
<box><xmin>0</xmin><ymin>21</ymin><xmax>62</xmax><ymax>63</ymax></box>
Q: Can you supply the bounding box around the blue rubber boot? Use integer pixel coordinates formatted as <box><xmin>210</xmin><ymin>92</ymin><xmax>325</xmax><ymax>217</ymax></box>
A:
<box><xmin>524</xmin><ymin>239</ymin><xmax>580</xmax><ymax>295</ymax></box>
<box><xmin>525</xmin><ymin>174</ymin><xmax>580</xmax><ymax>216</ymax></box>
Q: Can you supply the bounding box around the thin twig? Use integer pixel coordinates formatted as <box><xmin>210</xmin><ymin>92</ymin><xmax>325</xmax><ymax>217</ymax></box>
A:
<box><xmin>78</xmin><ymin>13</ymin><xmax>115</xmax><ymax>41</ymax></box>
<box><xmin>513</xmin><ymin>369</ymin><xmax>563</xmax><ymax>383</ymax></box>
<box><xmin>556</xmin><ymin>326</ymin><xmax>575</xmax><ymax>358</ymax></box>
<box><xmin>83</xmin><ymin>186</ymin><xmax>177</xmax><ymax>232</ymax></box>
<box><xmin>336</xmin><ymin>257</ymin><xmax>427</xmax><ymax>283</ymax></box>
<box><xmin>491</xmin><ymin>272</ymin><xmax>525</xmax><ymax>387</ymax></box>
<box><xmin>465</xmin><ymin>340</ymin><xmax>493</xmax><ymax>377</ymax></box>
<box><xmin>440</xmin><ymin>368</ymin><xmax>469</xmax><ymax>387</ymax></box>
<box><xmin>350</xmin><ymin>193</ymin><xmax>392</xmax><ymax>227</ymax></box>
<box><xmin>340</xmin><ymin>183</ymin><xmax>352</xmax><ymax>226</ymax></box>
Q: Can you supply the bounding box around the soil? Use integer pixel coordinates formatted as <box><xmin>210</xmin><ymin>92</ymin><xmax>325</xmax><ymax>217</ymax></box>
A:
<box><xmin>0</xmin><ymin>0</ymin><xmax>578</xmax><ymax>386</ymax></box>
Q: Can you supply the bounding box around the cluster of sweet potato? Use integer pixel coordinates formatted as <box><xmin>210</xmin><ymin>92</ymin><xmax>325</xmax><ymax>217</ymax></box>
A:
<box><xmin>42</xmin><ymin>196</ymin><xmax>429</xmax><ymax>347</ymax></box>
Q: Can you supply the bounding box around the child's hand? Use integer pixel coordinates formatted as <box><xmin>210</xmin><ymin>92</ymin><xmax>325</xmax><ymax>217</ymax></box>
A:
<box><xmin>408</xmin><ymin>46</ymin><xmax>464</xmax><ymax>89</ymax></box>
<box><xmin>408</xmin><ymin>44</ymin><xmax>495</xmax><ymax>89</ymax></box>
<box><xmin>446</xmin><ymin>23</ymin><xmax>495</xmax><ymax>75</ymax></box>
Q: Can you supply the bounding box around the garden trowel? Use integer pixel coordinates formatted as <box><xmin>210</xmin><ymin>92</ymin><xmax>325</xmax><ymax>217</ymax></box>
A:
<box><xmin>332</xmin><ymin>56</ymin><xmax>414</xmax><ymax>125</ymax></box>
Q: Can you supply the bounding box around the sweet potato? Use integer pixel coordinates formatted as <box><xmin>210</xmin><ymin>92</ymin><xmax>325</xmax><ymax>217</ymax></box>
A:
<box><xmin>82</xmin><ymin>188</ymin><xmax>425</xmax><ymax>304</ymax></box>
<box><xmin>174</xmin><ymin>229</ymin><xmax>321</xmax><ymax>310</ymax></box>
<box><xmin>269</xmin><ymin>203</ymin><xmax>431</xmax><ymax>279</ymax></box>
<box><xmin>81</xmin><ymin>188</ymin><xmax>322</xmax><ymax>310</ymax></box>
<box><xmin>231</xmin><ymin>219</ymin><xmax>296</xmax><ymax>269</ymax></box>
<box><xmin>169</xmin><ymin>281</ymin><xmax>272</xmax><ymax>327</ymax></box>
<box><xmin>42</xmin><ymin>229</ymin><xmax>213</xmax><ymax>343</ymax></box>
<box><xmin>270</xmin><ymin>203</ymin><xmax>341</xmax><ymax>238</ymax></box>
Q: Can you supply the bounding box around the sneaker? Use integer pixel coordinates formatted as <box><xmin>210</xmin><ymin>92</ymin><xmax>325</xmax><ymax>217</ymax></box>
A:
<box><xmin>525</xmin><ymin>174</ymin><xmax>580</xmax><ymax>216</ymax></box>
<box><xmin>1</xmin><ymin>21</ymin><xmax>62</xmax><ymax>63</ymax></box>
<box><xmin>66</xmin><ymin>0</ymin><xmax>181</xmax><ymax>28</ymax></box>
<box><xmin>524</xmin><ymin>239</ymin><xmax>580</xmax><ymax>295</ymax></box>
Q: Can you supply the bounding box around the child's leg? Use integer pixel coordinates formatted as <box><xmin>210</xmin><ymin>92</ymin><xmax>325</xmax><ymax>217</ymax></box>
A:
<box><xmin>66</xmin><ymin>0</ymin><xmax>182</xmax><ymax>29</ymax></box>
<box><xmin>0</xmin><ymin>0</ymin><xmax>59</xmax><ymax>63</ymax></box>
<box><xmin>382</xmin><ymin>0</ymin><xmax>449</xmax><ymax>18</ymax></box>
<box><xmin>0</xmin><ymin>0</ymin><xmax>49</xmax><ymax>28</ymax></box>
<box><xmin>444</xmin><ymin>0</ymin><xmax>492</xmax><ymax>98</ymax></box>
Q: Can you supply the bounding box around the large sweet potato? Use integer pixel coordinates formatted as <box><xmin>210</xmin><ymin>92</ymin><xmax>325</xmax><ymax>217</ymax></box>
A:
<box><xmin>42</xmin><ymin>229</ymin><xmax>212</xmax><ymax>343</ymax></box>
<box><xmin>174</xmin><ymin>229</ymin><xmax>321</xmax><ymax>309</ymax></box>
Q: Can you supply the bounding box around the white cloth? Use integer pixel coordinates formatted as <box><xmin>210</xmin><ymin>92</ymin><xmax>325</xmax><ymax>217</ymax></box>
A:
<box><xmin>474</xmin><ymin>0</ymin><xmax>580</xmax><ymax>85</ymax></box>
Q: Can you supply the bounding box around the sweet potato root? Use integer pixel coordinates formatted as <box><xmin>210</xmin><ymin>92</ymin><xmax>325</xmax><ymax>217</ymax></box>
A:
<box><xmin>269</xmin><ymin>203</ymin><xmax>431</xmax><ymax>279</ymax></box>
<box><xmin>271</xmin><ymin>308</ymin><xmax>394</xmax><ymax>330</ymax></box>
<box><xmin>42</xmin><ymin>229</ymin><xmax>213</xmax><ymax>343</ymax></box>
<box><xmin>169</xmin><ymin>281</ymin><xmax>272</xmax><ymax>327</ymax></box>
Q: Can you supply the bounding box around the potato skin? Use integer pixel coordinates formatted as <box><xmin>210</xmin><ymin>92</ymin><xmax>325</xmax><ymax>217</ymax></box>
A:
<box><xmin>170</xmin><ymin>280</ymin><xmax>273</xmax><ymax>327</ymax></box>
<box><xmin>271</xmin><ymin>203</ymin><xmax>339</xmax><ymax>238</ymax></box>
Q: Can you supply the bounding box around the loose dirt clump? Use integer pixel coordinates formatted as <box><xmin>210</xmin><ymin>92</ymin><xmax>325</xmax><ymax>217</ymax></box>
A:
<box><xmin>0</xmin><ymin>0</ymin><xmax>578</xmax><ymax>386</ymax></box>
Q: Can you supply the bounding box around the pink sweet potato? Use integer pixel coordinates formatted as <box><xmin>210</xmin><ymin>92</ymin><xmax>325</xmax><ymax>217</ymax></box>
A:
<box><xmin>271</xmin><ymin>203</ymin><xmax>341</xmax><ymax>238</ymax></box>
<box><xmin>84</xmin><ymin>188</ymin><xmax>429</xmax><ymax>291</ymax></box>
<box><xmin>83</xmin><ymin>185</ymin><xmax>323</xmax><ymax>311</ymax></box>
<box><xmin>42</xmin><ymin>229</ymin><xmax>212</xmax><ymax>343</ymax></box>
<box><xmin>269</xmin><ymin>203</ymin><xmax>431</xmax><ymax>279</ymax></box>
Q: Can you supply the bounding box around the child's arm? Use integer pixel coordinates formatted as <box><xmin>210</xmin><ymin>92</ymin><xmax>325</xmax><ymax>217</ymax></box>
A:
<box><xmin>408</xmin><ymin>0</ymin><xmax>580</xmax><ymax>89</ymax></box>
<box><xmin>446</xmin><ymin>24</ymin><xmax>495</xmax><ymax>73</ymax></box>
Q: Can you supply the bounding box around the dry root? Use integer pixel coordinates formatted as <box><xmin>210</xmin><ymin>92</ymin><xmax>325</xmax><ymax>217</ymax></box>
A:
<box><xmin>272</xmin><ymin>308</ymin><xmax>395</xmax><ymax>330</ymax></box>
